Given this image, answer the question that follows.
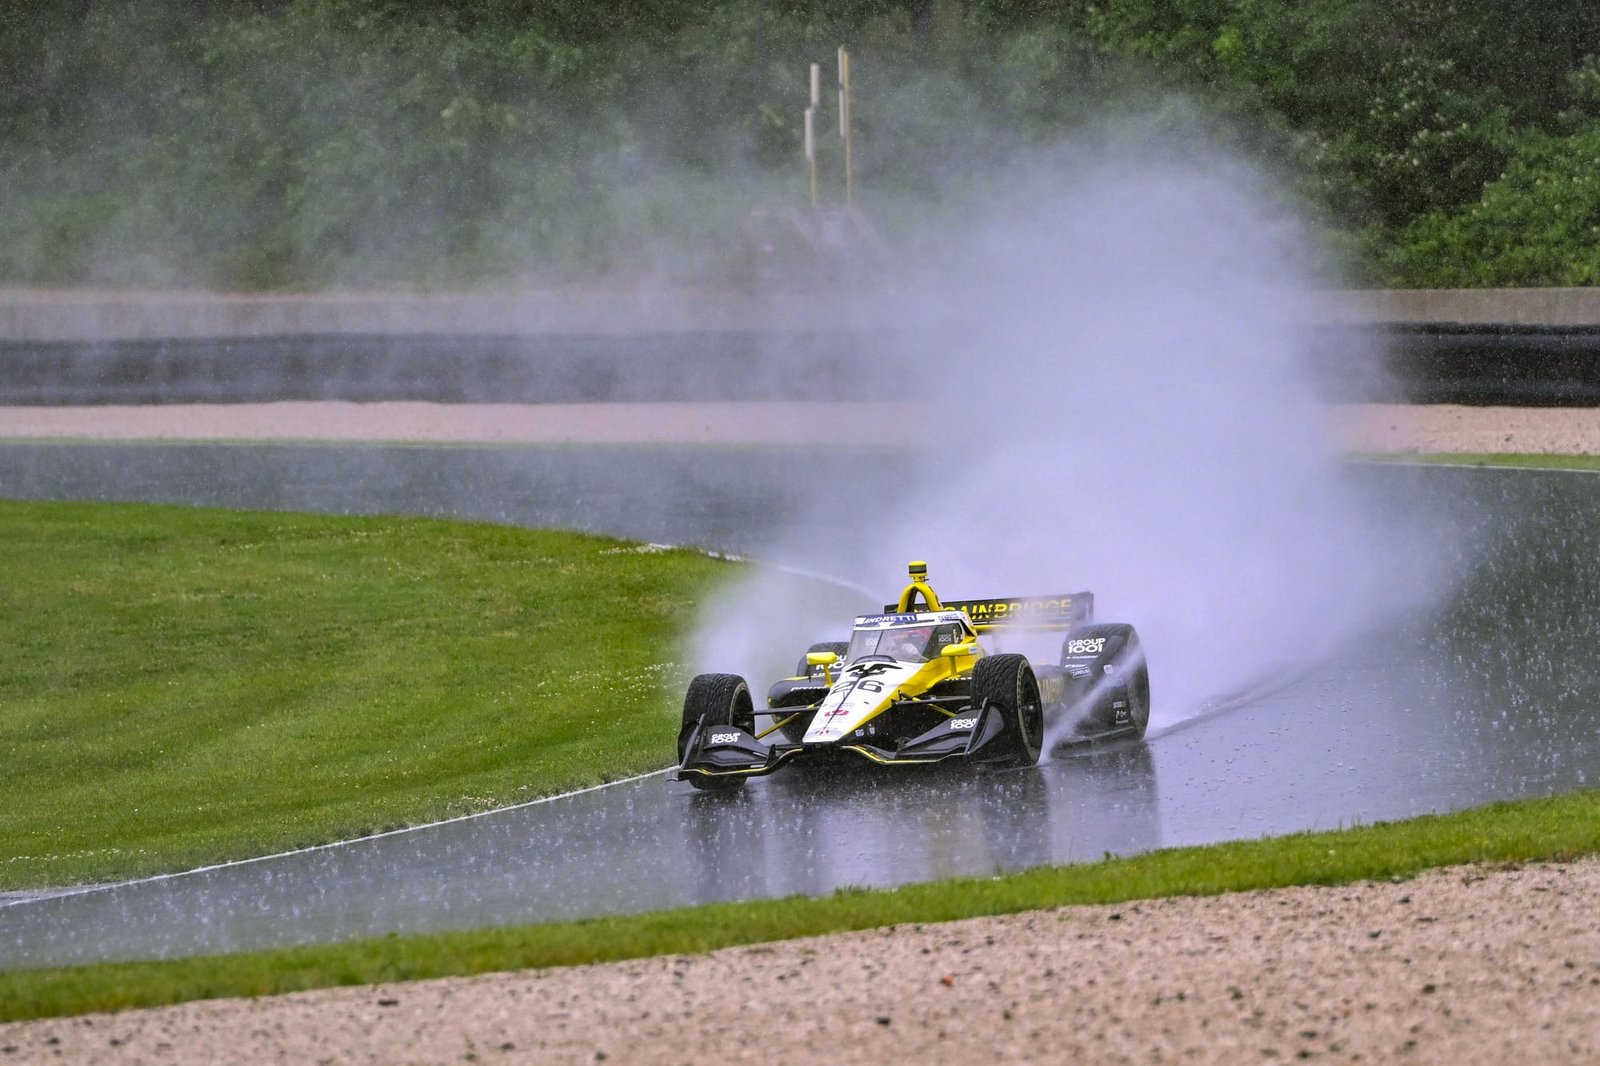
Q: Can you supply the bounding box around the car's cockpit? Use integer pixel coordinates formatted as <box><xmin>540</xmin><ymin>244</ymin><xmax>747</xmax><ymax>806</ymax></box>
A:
<box><xmin>844</xmin><ymin>616</ymin><xmax>972</xmax><ymax>664</ymax></box>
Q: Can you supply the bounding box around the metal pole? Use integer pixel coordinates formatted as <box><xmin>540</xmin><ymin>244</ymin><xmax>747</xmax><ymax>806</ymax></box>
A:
<box><xmin>805</xmin><ymin>107</ymin><xmax>817</xmax><ymax>206</ymax></box>
<box><xmin>838</xmin><ymin>47</ymin><xmax>853</xmax><ymax>206</ymax></box>
<box><xmin>808</xmin><ymin>64</ymin><xmax>820</xmax><ymax>207</ymax></box>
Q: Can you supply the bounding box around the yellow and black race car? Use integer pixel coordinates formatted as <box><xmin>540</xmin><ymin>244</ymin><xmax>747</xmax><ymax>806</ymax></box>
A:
<box><xmin>675</xmin><ymin>561</ymin><xmax>1150</xmax><ymax>790</ymax></box>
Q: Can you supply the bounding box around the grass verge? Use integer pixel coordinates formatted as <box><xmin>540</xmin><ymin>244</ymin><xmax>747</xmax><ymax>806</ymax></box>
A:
<box><xmin>0</xmin><ymin>501</ymin><xmax>845</xmax><ymax>889</ymax></box>
<box><xmin>2</xmin><ymin>787</ymin><xmax>1597</xmax><ymax>1022</ymax></box>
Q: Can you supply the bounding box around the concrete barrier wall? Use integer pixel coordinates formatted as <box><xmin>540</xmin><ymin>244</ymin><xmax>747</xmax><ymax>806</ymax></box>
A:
<box><xmin>4</xmin><ymin>288</ymin><xmax>1600</xmax><ymax>405</ymax></box>
<box><xmin>0</xmin><ymin>288</ymin><xmax>873</xmax><ymax>341</ymax></box>
<box><xmin>6</xmin><ymin>287</ymin><xmax>1600</xmax><ymax>340</ymax></box>
<box><xmin>0</xmin><ymin>332</ymin><xmax>877</xmax><ymax>405</ymax></box>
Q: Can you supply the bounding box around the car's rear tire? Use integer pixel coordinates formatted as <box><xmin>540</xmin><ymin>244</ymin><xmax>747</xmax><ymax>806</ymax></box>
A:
<box><xmin>1127</xmin><ymin>660</ymin><xmax>1151</xmax><ymax>736</ymax></box>
<box><xmin>679</xmin><ymin>673</ymin><xmax>755</xmax><ymax>791</ymax></box>
<box><xmin>972</xmin><ymin>653</ymin><xmax>1043</xmax><ymax>767</ymax></box>
<box><xmin>1060</xmin><ymin>623</ymin><xmax>1149</xmax><ymax>740</ymax></box>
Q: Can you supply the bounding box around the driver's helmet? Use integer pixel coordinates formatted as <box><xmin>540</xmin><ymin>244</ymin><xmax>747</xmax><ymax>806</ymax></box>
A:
<box><xmin>887</xmin><ymin>626</ymin><xmax>935</xmax><ymax>661</ymax></box>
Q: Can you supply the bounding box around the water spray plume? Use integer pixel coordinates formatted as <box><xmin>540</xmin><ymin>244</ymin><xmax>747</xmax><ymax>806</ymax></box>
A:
<box><xmin>695</xmin><ymin>133</ymin><xmax>1446</xmax><ymax>730</ymax></box>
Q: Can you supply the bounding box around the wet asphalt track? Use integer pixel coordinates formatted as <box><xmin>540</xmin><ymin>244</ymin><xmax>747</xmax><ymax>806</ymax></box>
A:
<box><xmin>1</xmin><ymin>448</ymin><xmax>1598</xmax><ymax>968</ymax></box>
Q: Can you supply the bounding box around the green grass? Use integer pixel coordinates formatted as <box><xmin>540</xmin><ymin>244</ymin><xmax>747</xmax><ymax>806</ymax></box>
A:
<box><xmin>3</xmin><ymin>787</ymin><xmax>1597</xmax><ymax>1023</ymax></box>
<box><xmin>1358</xmin><ymin>452</ymin><xmax>1600</xmax><ymax>472</ymax></box>
<box><xmin>0</xmin><ymin>500</ymin><xmax>781</xmax><ymax>889</ymax></box>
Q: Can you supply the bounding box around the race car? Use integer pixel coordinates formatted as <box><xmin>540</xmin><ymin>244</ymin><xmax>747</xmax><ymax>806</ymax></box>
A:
<box><xmin>675</xmin><ymin>561</ymin><xmax>1150</xmax><ymax>790</ymax></box>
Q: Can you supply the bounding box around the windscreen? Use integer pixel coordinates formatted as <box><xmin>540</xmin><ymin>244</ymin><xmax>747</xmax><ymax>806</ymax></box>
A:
<box><xmin>845</xmin><ymin>623</ymin><xmax>963</xmax><ymax>664</ymax></box>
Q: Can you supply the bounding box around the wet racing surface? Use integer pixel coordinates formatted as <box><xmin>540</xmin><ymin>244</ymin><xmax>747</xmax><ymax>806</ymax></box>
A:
<box><xmin>0</xmin><ymin>441</ymin><xmax>865</xmax><ymax>554</ymax></box>
<box><xmin>1</xmin><ymin>448</ymin><xmax>1598</xmax><ymax>968</ymax></box>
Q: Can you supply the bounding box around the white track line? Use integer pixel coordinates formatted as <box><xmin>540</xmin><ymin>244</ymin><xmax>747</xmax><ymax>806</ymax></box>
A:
<box><xmin>1</xmin><ymin>768</ymin><xmax>676</xmax><ymax>908</ymax></box>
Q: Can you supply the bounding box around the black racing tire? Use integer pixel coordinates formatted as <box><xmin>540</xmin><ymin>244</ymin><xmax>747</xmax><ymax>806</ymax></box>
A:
<box><xmin>1127</xmin><ymin>660</ymin><xmax>1151</xmax><ymax>736</ymax></box>
<box><xmin>972</xmin><ymin>653</ymin><xmax>1043</xmax><ymax>767</ymax></box>
<box><xmin>795</xmin><ymin>641</ymin><xmax>849</xmax><ymax>678</ymax></box>
<box><xmin>1060</xmin><ymin>623</ymin><xmax>1149</xmax><ymax>740</ymax></box>
<box><xmin>679</xmin><ymin>673</ymin><xmax>755</xmax><ymax>791</ymax></box>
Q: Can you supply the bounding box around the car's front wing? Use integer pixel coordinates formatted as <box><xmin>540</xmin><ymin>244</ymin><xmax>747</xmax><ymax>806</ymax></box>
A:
<box><xmin>674</xmin><ymin>698</ymin><xmax>1024</xmax><ymax>784</ymax></box>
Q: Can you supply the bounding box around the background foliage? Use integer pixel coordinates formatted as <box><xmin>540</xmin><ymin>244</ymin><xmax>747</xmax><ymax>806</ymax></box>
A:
<box><xmin>4</xmin><ymin>0</ymin><xmax>1600</xmax><ymax>288</ymax></box>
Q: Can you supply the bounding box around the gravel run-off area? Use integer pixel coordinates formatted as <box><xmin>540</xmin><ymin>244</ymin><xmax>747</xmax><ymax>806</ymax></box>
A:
<box><xmin>0</xmin><ymin>401</ymin><xmax>1597</xmax><ymax>1063</ymax></box>
<box><xmin>3</xmin><ymin>858</ymin><xmax>1597</xmax><ymax>1065</ymax></box>
<box><xmin>1</xmin><ymin>401</ymin><xmax>1599</xmax><ymax>453</ymax></box>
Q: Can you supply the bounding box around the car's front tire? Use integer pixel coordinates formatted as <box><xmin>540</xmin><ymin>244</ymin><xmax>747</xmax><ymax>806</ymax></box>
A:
<box><xmin>972</xmin><ymin>653</ymin><xmax>1043</xmax><ymax>767</ymax></box>
<box><xmin>679</xmin><ymin>672</ymin><xmax>756</xmax><ymax>791</ymax></box>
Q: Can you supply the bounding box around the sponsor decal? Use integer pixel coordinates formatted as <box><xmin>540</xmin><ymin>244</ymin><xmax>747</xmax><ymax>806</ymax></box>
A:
<box><xmin>949</xmin><ymin>596</ymin><xmax>1084</xmax><ymax>624</ymax></box>
<box><xmin>866</xmin><ymin>610</ymin><xmax>972</xmax><ymax>626</ymax></box>
<box><xmin>710</xmin><ymin>732</ymin><xmax>741</xmax><ymax>744</ymax></box>
<box><xmin>1064</xmin><ymin>637</ymin><xmax>1107</xmax><ymax>656</ymax></box>
<box><xmin>949</xmin><ymin>717</ymin><xmax>977</xmax><ymax>730</ymax></box>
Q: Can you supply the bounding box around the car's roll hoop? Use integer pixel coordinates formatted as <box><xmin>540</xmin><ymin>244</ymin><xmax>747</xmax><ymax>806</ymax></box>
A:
<box><xmin>894</xmin><ymin>559</ymin><xmax>945</xmax><ymax>613</ymax></box>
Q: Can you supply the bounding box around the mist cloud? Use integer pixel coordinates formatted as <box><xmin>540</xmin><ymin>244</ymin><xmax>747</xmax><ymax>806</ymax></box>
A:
<box><xmin>693</xmin><ymin>132</ymin><xmax>1446</xmax><ymax>728</ymax></box>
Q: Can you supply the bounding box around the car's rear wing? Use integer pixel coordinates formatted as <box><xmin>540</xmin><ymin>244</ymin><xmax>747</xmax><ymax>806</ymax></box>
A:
<box><xmin>881</xmin><ymin>593</ymin><xmax>1094</xmax><ymax>631</ymax></box>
